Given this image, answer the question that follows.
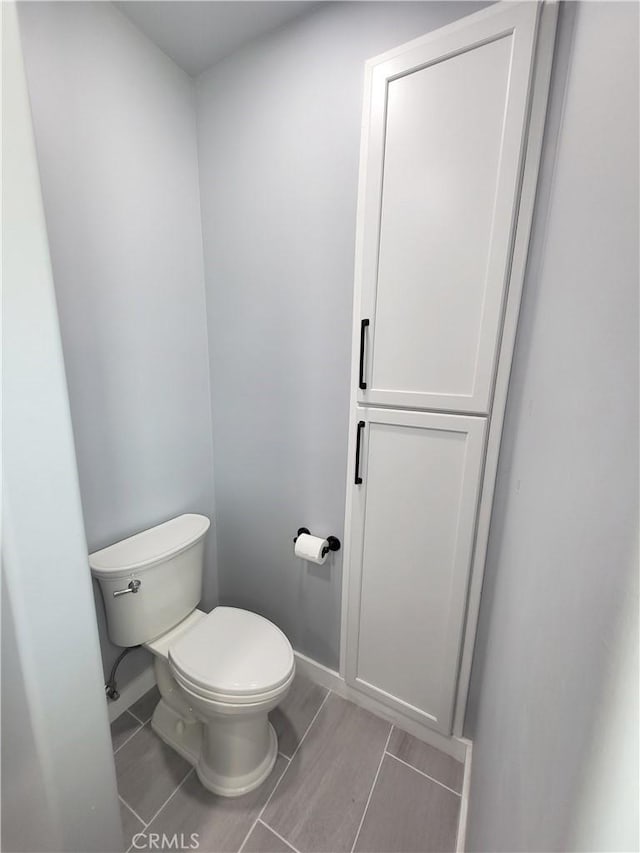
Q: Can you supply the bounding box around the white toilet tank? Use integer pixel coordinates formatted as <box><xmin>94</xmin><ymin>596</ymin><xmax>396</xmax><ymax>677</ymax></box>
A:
<box><xmin>89</xmin><ymin>514</ymin><xmax>210</xmax><ymax>647</ymax></box>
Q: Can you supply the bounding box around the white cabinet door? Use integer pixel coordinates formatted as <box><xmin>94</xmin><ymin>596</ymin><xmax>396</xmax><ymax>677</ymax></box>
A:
<box><xmin>356</xmin><ymin>3</ymin><xmax>540</xmax><ymax>414</ymax></box>
<box><xmin>346</xmin><ymin>409</ymin><xmax>486</xmax><ymax>733</ymax></box>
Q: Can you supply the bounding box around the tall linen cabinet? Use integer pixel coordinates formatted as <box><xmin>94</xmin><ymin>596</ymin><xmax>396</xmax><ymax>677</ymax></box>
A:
<box><xmin>341</xmin><ymin>2</ymin><xmax>558</xmax><ymax>738</ymax></box>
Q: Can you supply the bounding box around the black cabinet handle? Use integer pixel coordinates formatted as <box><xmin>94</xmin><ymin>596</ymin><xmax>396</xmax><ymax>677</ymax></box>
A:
<box><xmin>358</xmin><ymin>319</ymin><xmax>370</xmax><ymax>390</ymax></box>
<box><xmin>354</xmin><ymin>420</ymin><xmax>365</xmax><ymax>485</ymax></box>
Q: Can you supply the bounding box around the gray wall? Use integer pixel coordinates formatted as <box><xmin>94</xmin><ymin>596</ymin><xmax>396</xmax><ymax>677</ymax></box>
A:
<box><xmin>195</xmin><ymin>1</ymin><xmax>486</xmax><ymax>669</ymax></box>
<box><xmin>18</xmin><ymin>2</ymin><xmax>217</xmax><ymax>688</ymax></box>
<box><xmin>2</xmin><ymin>4</ymin><xmax>122</xmax><ymax>847</ymax></box>
<box><xmin>465</xmin><ymin>3</ymin><xmax>639</xmax><ymax>851</ymax></box>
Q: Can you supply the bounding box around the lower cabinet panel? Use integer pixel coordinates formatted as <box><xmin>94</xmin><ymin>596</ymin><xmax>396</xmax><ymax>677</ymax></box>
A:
<box><xmin>346</xmin><ymin>408</ymin><xmax>486</xmax><ymax>733</ymax></box>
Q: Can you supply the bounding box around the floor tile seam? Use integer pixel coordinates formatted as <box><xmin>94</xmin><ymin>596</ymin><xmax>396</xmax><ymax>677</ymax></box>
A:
<box><xmin>143</xmin><ymin>766</ymin><xmax>196</xmax><ymax>830</ymax></box>
<box><xmin>349</xmin><ymin>724</ymin><xmax>393</xmax><ymax>853</ymax></box>
<box><xmin>257</xmin><ymin>819</ymin><xmax>301</xmax><ymax>853</ymax></box>
<box><xmin>127</xmin><ymin>707</ymin><xmax>148</xmax><ymax>726</ymax></box>
<box><xmin>272</xmin><ymin>686</ymin><xmax>331</xmax><ymax>767</ymax></box>
<box><xmin>113</xmin><ymin>721</ymin><xmax>145</xmax><ymax>756</ymax></box>
<box><xmin>118</xmin><ymin>793</ymin><xmax>148</xmax><ymax>830</ymax></box>
<box><xmin>383</xmin><ymin>751</ymin><xmax>462</xmax><ymax>797</ymax></box>
<box><xmin>114</xmin><ymin>709</ymin><xmax>138</xmax><ymax>726</ymax></box>
<box><xmin>236</xmin><ymin>756</ymin><xmax>292</xmax><ymax>853</ymax></box>
<box><xmin>238</xmin><ymin>689</ymin><xmax>333</xmax><ymax>853</ymax></box>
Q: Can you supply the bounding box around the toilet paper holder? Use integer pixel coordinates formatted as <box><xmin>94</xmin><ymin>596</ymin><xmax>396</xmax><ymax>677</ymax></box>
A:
<box><xmin>293</xmin><ymin>528</ymin><xmax>341</xmax><ymax>557</ymax></box>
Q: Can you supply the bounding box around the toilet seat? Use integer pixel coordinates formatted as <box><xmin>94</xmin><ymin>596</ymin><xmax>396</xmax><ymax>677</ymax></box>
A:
<box><xmin>168</xmin><ymin>606</ymin><xmax>294</xmax><ymax>704</ymax></box>
<box><xmin>171</xmin><ymin>667</ymin><xmax>295</xmax><ymax>708</ymax></box>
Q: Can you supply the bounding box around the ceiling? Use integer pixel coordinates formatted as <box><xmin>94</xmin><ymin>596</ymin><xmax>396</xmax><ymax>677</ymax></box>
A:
<box><xmin>115</xmin><ymin>1</ymin><xmax>317</xmax><ymax>77</ymax></box>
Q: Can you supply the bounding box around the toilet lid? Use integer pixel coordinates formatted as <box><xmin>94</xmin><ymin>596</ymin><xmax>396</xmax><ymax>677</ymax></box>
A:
<box><xmin>168</xmin><ymin>607</ymin><xmax>294</xmax><ymax>697</ymax></box>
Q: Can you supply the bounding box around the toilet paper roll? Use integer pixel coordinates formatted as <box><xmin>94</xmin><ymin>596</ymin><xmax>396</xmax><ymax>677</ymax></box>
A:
<box><xmin>294</xmin><ymin>533</ymin><xmax>328</xmax><ymax>565</ymax></box>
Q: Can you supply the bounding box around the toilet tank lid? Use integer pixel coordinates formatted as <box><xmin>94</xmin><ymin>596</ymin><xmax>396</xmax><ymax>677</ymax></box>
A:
<box><xmin>89</xmin><ymin>514</ymin><xmax>210</xmax><ymax>577</ymax></box>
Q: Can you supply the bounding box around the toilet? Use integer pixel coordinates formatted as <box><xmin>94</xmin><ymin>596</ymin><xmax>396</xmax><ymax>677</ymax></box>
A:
<box><xmin>89</xmin><ymin>514</ymin><xmax>294</xmax><ymax>797</ymax></box>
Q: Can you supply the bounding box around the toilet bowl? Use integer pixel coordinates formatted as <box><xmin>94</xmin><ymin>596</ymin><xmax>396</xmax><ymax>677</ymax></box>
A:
<box><xmin>89</xmin><ymin>514</ymin><xmax>295</xmax><ymax>797</ymax></box>
<box><xmin>148</xmin><ymin>606</ymin><xmax>294</xmax><ymax>796</ymax></box>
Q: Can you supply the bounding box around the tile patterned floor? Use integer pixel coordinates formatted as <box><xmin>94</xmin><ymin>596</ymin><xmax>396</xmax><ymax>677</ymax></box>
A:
<box><xmin>112</xmin><ymin>673</ymin><xmax>463</xmax><ymax>853</ymax></box>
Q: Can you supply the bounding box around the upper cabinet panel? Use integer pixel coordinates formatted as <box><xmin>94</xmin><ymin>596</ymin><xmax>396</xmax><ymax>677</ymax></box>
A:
<box><xmin>357</xmin><ymin>3</ymin><xmax>540</xmax><ymax>413</ymax></box>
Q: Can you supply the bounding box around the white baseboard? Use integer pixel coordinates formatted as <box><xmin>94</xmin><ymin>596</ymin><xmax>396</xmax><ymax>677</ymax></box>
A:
<box><xmin>456</xmin><ymin>737</ymin><xmax>472</xmax><ymax>852</ymax></box>
<box><xmin>293</xmin><ymin>651</ymin><xmax>469</xmax><ymax>763</ymax></box>
<box><xmin>107</xmin><ymin>663</ymin><xmax>156</xmax><ymax>723</ymax></box>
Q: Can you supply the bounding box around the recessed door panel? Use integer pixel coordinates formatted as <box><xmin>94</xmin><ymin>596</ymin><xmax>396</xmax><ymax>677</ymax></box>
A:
<box><xmin>347</xmin><ymin>409</ymin><xmax>485</xmax><ymax>732</ymax></box>
<box><xmin>357</xmin><ymin>3</ymin><xmax>540</xmax><ymax>413</ymax></box>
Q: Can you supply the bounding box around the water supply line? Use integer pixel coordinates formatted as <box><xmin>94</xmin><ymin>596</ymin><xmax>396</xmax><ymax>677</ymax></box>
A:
<box><xmin>105</xmin><ymin>645</ymin><xmax>141</xmax><ymax>701</ymax></box>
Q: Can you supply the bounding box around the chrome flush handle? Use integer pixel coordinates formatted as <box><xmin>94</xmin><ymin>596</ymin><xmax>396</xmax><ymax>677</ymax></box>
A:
<box><xmin>113</xmin><ymin>579</ymin><xmax>142</xmax><ymax>597</ymax></box>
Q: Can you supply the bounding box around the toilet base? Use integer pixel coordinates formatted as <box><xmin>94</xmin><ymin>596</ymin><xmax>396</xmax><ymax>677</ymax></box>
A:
<box><xmin>151</xmin><ymin>699</ymin><xmax>203</xmax><ymax>765</ymax></box>
<box><xmin>151</xmin><ymin>698</ymin><xmax>278</xmax><ymax>798</ymax></box>
<box><xmin>196</xmin><ymin>722</ymin><xmax>277</xmax><ymax>797</ymax></box>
